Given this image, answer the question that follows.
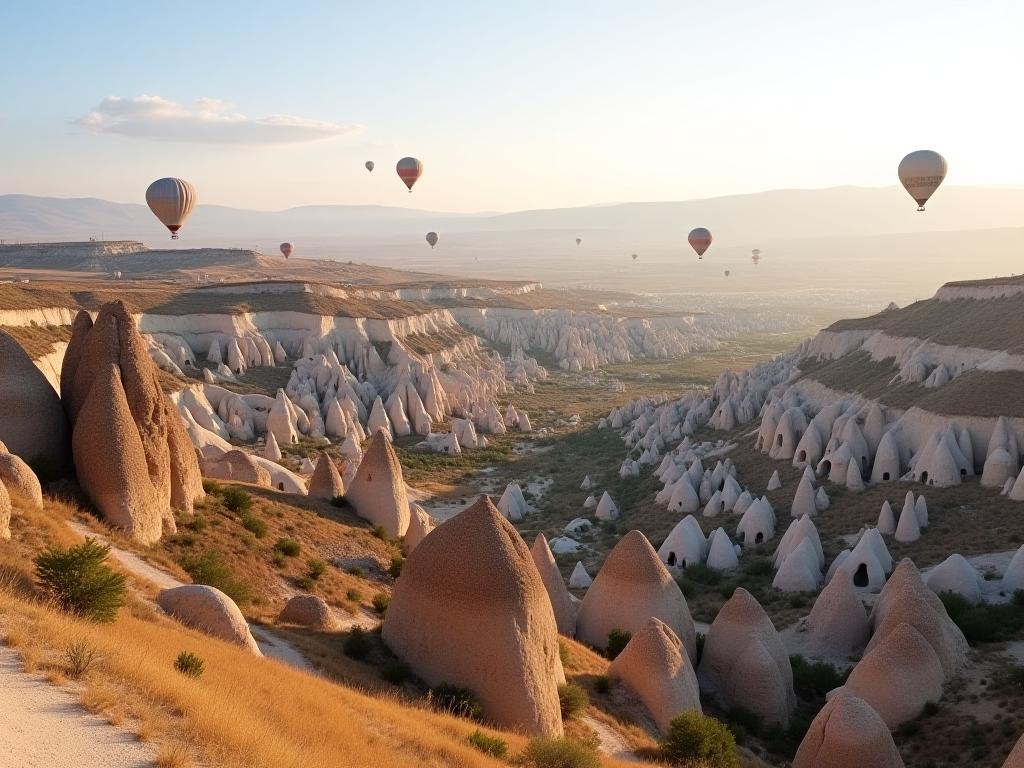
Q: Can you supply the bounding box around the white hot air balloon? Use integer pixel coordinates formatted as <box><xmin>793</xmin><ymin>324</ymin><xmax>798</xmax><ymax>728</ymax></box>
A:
<box><xmin>898</xmin><ymin>150</ymin><xmax>947</xmax><ymax>211</ymax></box>
<box><xmin>146</xmin><ymin>178</ymin><xmax>197</xmax><ymax>239</ymax></box>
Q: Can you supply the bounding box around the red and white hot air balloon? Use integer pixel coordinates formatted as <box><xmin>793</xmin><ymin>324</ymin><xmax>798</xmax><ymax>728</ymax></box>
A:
<box><xmin>146</xmin><ymin>177</ymin><xmax>196</xmax><ymax>239</ymax></box>
<box><xmin>688</xmin><ymin>227</ymin><xmax>712</xmax><ymax>259</ymax></box>
<box><xmin>396</xmin><ymin>157</ymin><xmax>423</xmax><ymax>192</ymax></box>
<box><xmin>280</xmin><ymin>242</ymin><xmax>294</xmax><ymax>259</ymax></box>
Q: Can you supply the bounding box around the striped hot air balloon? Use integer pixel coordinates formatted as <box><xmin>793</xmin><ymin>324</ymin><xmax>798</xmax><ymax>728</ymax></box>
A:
<box><xmin>146</xmin><ymin>178</ymin><xmax>196</xmax><ymax>239</ymax></box>
<box><xmin>688</xmin><ymin>227</ymin><xmax>712</xmax><ymax>259</ymax></box>
<box><xmin>396</xmin><ymin>157</ymin><xmax>423</xmax><ymax>192</ymax></box>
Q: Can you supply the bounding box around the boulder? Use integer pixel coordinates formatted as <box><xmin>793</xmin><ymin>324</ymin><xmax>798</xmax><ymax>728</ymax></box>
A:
<box><xmin>202</xmin><ymin>449</ymin><xmax>271</xmax><ymax>486</ymax></box>
<box><xmin>530</xmin><ymin>534</ymin><xmax>577</xmax><ymax>636</ymax></box>
<box><xmin>608</xmin><ymin>617</ymin><xmax>701</xmax><ymax>732</ymax></box>
<box><xmin>792</xmin><ymin>690</ymin><xmax>904</xmax><ymax>768</ymax></box>
<box><xmin>308</xmin><ymin>452</ymin><xmax>345</xmax><ymax>500</ymax></box>
<box><xmin>697</xmin><ymin>588</ymin><xmax>795</xmax><ymax>727</ymax></box>
<box><xmin>576</xmin><ymin>531</ymin><xmax>695</xmax><ymax>660</ymax></box>
<box><xmin>157</xmin><ymin>585</ymin><xmax>261</xmax><ymax>655</ymax></box>
<box><xmin>0</xmin><ymin>449</ymin><xmax>43</xmax><ymax>508</ymax></box>
<box><xmin>345</xmin><ymin>430</ymin><xmax>410</xmax><ymax>538</ymax></box>
<box><xmin>278</xmin><ymin>594</ymin><xmax>337</xmax><ymax>630</ymax></box>
<box><xmin>382</xmin><ymin>496</ymin><xmax>563</xmax><ymax>736</ymax></box>
<box><xmin>404</xmin><ymin>503</ymin><xmax>435</xmax><ymax>554</ymax></box>
<box><xmin>925</xmin><ymin>554</ymin><xmax>981</xmax><ymax>603</ymax></box>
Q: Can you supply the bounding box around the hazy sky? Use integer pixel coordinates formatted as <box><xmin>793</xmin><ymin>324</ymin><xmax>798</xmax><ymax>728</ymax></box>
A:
<box><xmin>2</xmin><ymin>1</ymin><xmax>1022</xmax><ymax>212</ymax></box>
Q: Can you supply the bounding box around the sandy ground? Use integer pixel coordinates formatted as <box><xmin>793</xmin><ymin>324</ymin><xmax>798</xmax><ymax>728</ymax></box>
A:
<box><xmin>0</xmin><ymin>647</ymin><xmax>156</xmax><ymax>768</ymax></box>
<box><xmin>580</xmin><ymin>714</ymin><xmax>641</xmax><ymax>763</ymax></box>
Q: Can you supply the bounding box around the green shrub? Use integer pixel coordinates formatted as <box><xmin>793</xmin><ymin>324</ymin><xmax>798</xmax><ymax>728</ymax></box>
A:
<box><xmin>201</xmin><ymin>479</ymin><xmax>223</xmax><ymax>494</ymax></box>
<box><xmin>790</xmin><ymin>655</ymin><xmax>846</xmax><ymax>697</ymax></box>
<box><xmin>240</xmin><ymin>513</ymin><xmax>267</xmax><ymax>538</ymax></box>
<box><xmin>274</xmin><ymin>538</ymin><xmax>301</xmax><ymax>557</ymax></box>
<box><xmin>222</xmin><ymin>487</ymin><xmax>252</xmax><ymax>513</ymax></box>
<box><xmin>180</xmin><ymin>550</ymin><xmax>251</xmax><ymax>606</ymax></box>
<box><xmin>468</xmin><ymin>729</ymin><xmax>508</xmax><ymax>758</ymax></box>
<box><xmin>684</xmin><ymin>563</ymin><xmax>722</xmax><ymax>585</ymax></box>
<box><xmin>388</xmin><ymin>555</ymin><xmax>405</xmax><ymax>578</ymax></box>
<box><xmin>661</xmin><ymin>711</ymin><xmax>739</xmax><ymax>767</ymax></box>
<box><xmin>34</xmin><ymin>538</ymin><xmax>126</xmax><ymax>622</ymax></box>
<box><xmin>174</xmin><ymin>651</ymin><xmax>205</xmax><ymax>678</ymax></box>
<box><xmin>346</xmin><ymin>565</ymin><xmax>365</xmax><ymax>577</ymax></box>
<box><xmin>184</xmin><ymin>516</ymin><xmax>208</xmax><ymax>533</ymax></box>
<box><xmin>272</xmin><ymin>552</ymin><xmax>286</xmax><ymax>568</ymax></box>
<box><xmin>431</xmin><ymin>683</ymin><xmax>484</xmax><ymax>721</ymax></box>
<box><xmin>593</xmin><ymin>675</ymin><xmax>610</xmax><ymax>694</ymax></box>
<box><xmin>520</xmin><ymin>737</ymin><xmax>601</xmax><ymax>768</ymax></box>
<box><xmin>371</xmin><ymin>524</ymin><xmax>388</xmax><ymax>541</ymax></box>
<box><xmin>346</xmin><ymin>588</ymin><xmax>362</xmax><ymax>602</ymax></box>
<box><xmin>372</xmin><ymin>592</ymin><xmax>390</xmax><ymax>614</ymax></box>
<box><xmin>606</xmin><ymin>629</ymin><xmax>631</xmax><ymax>660</ymax></box>
<box><xmin>381</xmin><ymin>660</ymin><xmax>412</xmax><ymax>685</ymax></box>
<box><xmin>940</xmin><ymin>591</ymin><xmax>1024</xmax><ymax>644</ymax></box>
<box><xmin>343</xmin><ymin>627</ymin><xmax>371</xmax><ymax>660</ymax></box>
<box><xmin>306</xmin><ymin>559</ymin><xmax>327</xmax><ymax>580</ymax></box>
<box><xmin>296</xmin><ymin>576</ymin><xmax>315</xmax><ymax>591</ymax></box>
<box><xmin>558</xmin><ymin>683</ymin><xmax>589</xmax><ymax>720</ymax></box>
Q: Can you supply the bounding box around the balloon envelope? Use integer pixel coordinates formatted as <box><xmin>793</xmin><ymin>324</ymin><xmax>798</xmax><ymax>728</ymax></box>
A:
<box><xmin>397</xmin><ymin>157</ymin><xmax>423</xmax><ymax>191</ymax></box>
<box><xmin>724</xmin><ymin>270</ymin><xmax>730</xmax><ymax>277</ymax></box>
<box><xmin>575</xmin><ymin>238</ymin><xmax>582</xmax><ymax>246</ymax></box>
<box><xmin>280</xmin><ymin>242</ymin><xmax>293</xmax><ymax>258</ymax></box>
<box><xmin>146</xmin><ymin>178</ymin><xmax>196</xmax><ymax>239</ymax></box>
<box><xmin>898</xmin><ymin>150</ymin><xmax>947</xmax><ymax>211</ymax></box>
<box><xmin>688</xmin><ymin>227</ymin><xmax>712</xmax><ymax>257</ymax></box>
<box><xmin>425</xmin><ymin>231</ymin><xmax>439</xmax><ymax>248</ymax></box>
<box><xmin>631</xmin><ymin>253</ymin><xmax>638</xmax><ymax>261</ymax></box>
<box><xmin>365</xmin><ymin>161</ymin><xmax>374</xmax><ymax>172</ymax></box>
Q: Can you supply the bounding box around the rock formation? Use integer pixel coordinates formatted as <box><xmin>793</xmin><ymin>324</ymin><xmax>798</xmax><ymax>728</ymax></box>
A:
<box><xmin>796</xmin><ymin>573</ymin><xmax>870</xmax><ymax>659</ymax></box>
<box><xmin>530</xmin><ymin>534</ymin><xmax>577</xmax><ymax>636</ymax></box>
<box><xmin>157</xmin><ymin>585</ymin><xmax>261</xmax><ymax>655</ymax></box>
<box><xmin>382</xmin><ymin>496</ymin><xmax>563</xmax><ymax>736</ymax></box>
<box><xmin>345</xmin><ymin>429</ymin><xmax>410</xmax><ymax>538</ymax></box>
<box><xmin>792</xmin><ymin>690</ymin><xmax>905</xmax><ymax>768</ymax></box>
<box><xmin>576</xmin><ymin>531</ymin><xmax>696</xmax><ymax>660</ymax></box>
<box><xmin>0</xmin><ymin>445</ymin><xmax>43</xmax><ymax>508</ymax></box>
<box><xmin>308</xmin><ymin>452</ymin><xmax>345</xmax><ymax>500</ymax></box>
<box><xmin>608</xmin><ymin>617</ymin><xmax>701</xmax><ymax>732</ymax></box>
<box><xmin>202</xmin><ymin>449</ymin><xmax>271</xmax><ymax>486</ymax></box>
<box><xmin>278</xmin><ymin>594</ymin><xmax>337</xmax><ymax>630</ymax></box>
<box><xmin>0</xmin><ymin>480</ymin><xmax>10</xmax><ymax>540</ymax></box>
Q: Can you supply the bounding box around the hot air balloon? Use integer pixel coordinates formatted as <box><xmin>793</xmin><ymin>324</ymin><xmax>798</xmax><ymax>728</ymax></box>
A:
<box><xmin>280</xmin><ymin>242</ymin><xmax>293</xmax><ymax>259</ymax></box>
<box><xmin>146</xmin><ymin>178</ymin><xmax>196</xmax><ymax>239</ymax></box>
<box><xmin>751</xmin><ymin>248</ymin><xmax>761</xmax><ymax>266</ymax></box>
<box><xmin>724</xmin><ymin>270</ymin><xmax>730</xmax><ymax>277</ymax></box>
<box><xmin>898</xmin><ymin>150</ymin><xmax>947</xmax><ymax>211</ymax></box>
<box><xmin>397</xmin><ymin>157</ymin><xmax>423</xmax><ymax>192</ymax></box>
<box><xmin>365</xmin><ymin>161</ymin><xmax>375</xmax><ymax>173</ymax></box>
<box><xmin>631</xmin><ymin>253</ymin><xmax>638</xmax><ymax>261</ymax></box>
<box><xmin>688</xmin><ymin>227</ymin><xmax>712</xmax><ymax>259</ymax></box>
<box><xmin>576</xmin><ymin>237</ymin><xmax>582</xmax><ymax>246</ymax></box>
<box><xmin>425</xmin><ymin>231</ymin><xmax>439</xmax><ymax>249</ymax></box>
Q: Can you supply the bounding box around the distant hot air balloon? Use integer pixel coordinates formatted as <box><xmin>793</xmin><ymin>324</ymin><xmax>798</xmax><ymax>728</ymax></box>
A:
<box><xmin>751</xmin><ymin>248</ymin><xmax>761</xmax><ymax>266</ymax></box>
<box><xmin>631</xmin><ymin>253</ymin><xmax>638</xmax><ymax>261</ymax></box>
<box><xmin>898</xmin><ymin>150</ymin><xmax>947</xmax><ymax>211</ymax></box>
<box><xmin>365</xmin><ymin>161</ymin><xmax>375</xmax><ymax>173</ymax></box>
<box><xmin>724</xmin><ymin>270</ymin><xmax>731</xmax><ymax>277</ymax></box>
<box><xmin>146</xmin><ymin>178</ymin><xmax>196</xmax><ymax>239</ymax></box>
<box><xmin>397</xmin><ymin>157</ymin><xmax>423</xmax><ymax>192</ymax></box>
<box><xmin>280</xmin><ymin>242</ymin><xmax>293</xmax><ymax>259</ymax></box>
<box><xmin>576</xmin><ymin>237</ymin><xmax>582</xmax><ymax>246</ymax></box>
<box><xmin>688</xmin><ymin>227</ymin><xmax>712</xmax><ymax>259</ymax></box>
<box><xmin>425</xmin><ymin>231</ymin><xmax>439</xmax><ymax>249</ymax></box>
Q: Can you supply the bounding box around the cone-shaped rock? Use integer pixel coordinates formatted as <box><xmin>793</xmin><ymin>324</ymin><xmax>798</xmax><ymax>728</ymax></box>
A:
<box><xmin>531</xmin><ymin>534</ymin><xmax>577</xmax><ymax>636</ymax></box>
<box><xmin>792</xmin><ymin>689</ymin><xmax>904</xmax><ymax>768</ymax></box>
<box><xmin>608</xmin><ymin>617</ymin><xmax>701</xmax><ymax>732</ymax></box>
<box><xmin>576</xmin><ymin>530</ymin><xmax>695</xmax><ymax>660</ymax></box>
<box><xmin>798</xmin><ymin>572</ymin><xmax>869</xmax><ymax>659</ymax></box>
<box><xmin>308</xmin><ymin>451</ymin><xmax>345</xmax><ymax>500</ymax></box>
<box><xmin>346</xmin><ymin>429</ymin><xmax>410</xmax><ymax>538</ymax></box>
<box><xmin>382</xmin><ymin>496</ymin><xmax>563</xmax><ymax>736</ymax></box>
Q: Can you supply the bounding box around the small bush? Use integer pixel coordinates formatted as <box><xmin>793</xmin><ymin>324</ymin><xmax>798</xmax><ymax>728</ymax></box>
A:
<box><xmin>306</xmin><ymin>559</ymin><xmax>327</xmax><ymax>580</ymax></box>
<box><xmin>431</xmin><ymin>683</ymin><xmax>484</xmax><ymax>721</ymax></box>
<box><xmin>34</xmin><ymin>538</ymin><xmax>127</xmax><ymax>622</ymax></box>
<box><xmin>201</xmin><ymin>479</ymin><xmax>223</xmax><ymax>494</ymax></box>
<box><xmin>183</xmin><ymin>516</ymin><xmax>208</xmax><ymax>533</ymax></box>
<box><xmin>296</xmin><ymin>576</ymin><xmax>315</xmax><ymax>591</ymax></box>
<box><xmin>346</xmin><ymin>565</ymin><xmax>365</xmax><ymax>577</ymax></box>
<box><xmin>372</xmin><ymin>592</ymin><xmax>390</xmax><ymax>614</ymax></box>
<box><xmin>558</xmin><ymin>683</ymin><xmax>589</xmax><ymax>720</ymax></box>
<box><xmin>240</xmin><ymin>513</ymin><xmax>267</xmax><ymax>538</ymax></box>
<box><xmin>388</xmin><ymin>555</ymin><xmax>405</xmax><ymax>578</ymax></box>
<box><xmin>174</xmin><ymin>651</ymin><xmax>205</xmax><ymax>679</ymax></box>
<box><xmin>468</xmin><ymin>729</ymin><xmax>509</xmax><ymax>758</ymax></box>
<box><xmin>661</xmin><ymin>711</ymin><xmax>739</xmax><ymax>768</ymax></box>
<box><xmin>64</xmin><ymin>640</ymin><xmax>100</xmax><ymax>678</ymax></box>
<box><xmin>222</xmin><ymin>487</ymin><xmax>252</xmax><ymax>513</ymax></box>
<box><xmin>593</xmin><ymin>675</ymin><xmax>610</xmax><ymax>694</ymax></box>
<box><xmin>272</xmin><ymin>552</ymin><xmax>286</xmax><ymax>568</ymax></box>
<box><xmin>346</xmin><ymin>588</ymin><xmax>362</xmax><ymax>602</ymax></box>
<box><xmin>790</xmin><ymin>655</ymin><xmax>846</xmax><ymax>697</ymax></box>
<box><xmin>940</xmin><ymin>591</ymin><xmax>1024</xmax><ymax>644</ymax></box>
<box><xmin>520</xmin><ymin>737</ymin><xmax>601</xmax><ymax>768</ymax></box>
<box><xmin>180</xmin><ymin>550</ymin><xmax>251</xmax><ymax>606</ymax></box>
<box><xmin>371</xmin><ymin>524</ymin><xmax>389</xmax><ymax>540</ymax></box>
<box><xmin>274</xmin><ymin>538</ymin><xmax>301</xmax><ymax>557</ymax></box>
<box><xmin>381</xmin><ymin>660</ymin><xmax>412</xmax><ymax>685</ymax></box>
<box><xmin>606</xmin><ymin>628</ymin><xmax>631</xmax><ymax>660</ymax></box>
<box><xmin>343</xmin><ymin>627</ymin><xmax>371</xmax><ymax>660</ymax></box>
<box><xmin>684</xmin><ymin>563</ymin><xmax>722</xmax><ymax>585</ymax></box>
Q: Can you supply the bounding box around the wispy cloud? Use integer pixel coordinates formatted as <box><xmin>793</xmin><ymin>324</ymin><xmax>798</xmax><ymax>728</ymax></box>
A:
<box><xmin>76</xmin><ymin>95</ymin><xmax>360</xmax><ymax>144</ymax></box>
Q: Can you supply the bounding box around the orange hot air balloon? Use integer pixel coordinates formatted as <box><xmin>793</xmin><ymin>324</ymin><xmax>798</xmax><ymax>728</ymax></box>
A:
<box><xmin>396</xmin><ymin>157</ymin><xmax>423</xmax><ymax>192</ymax></box>
<box><xmin>280</xmin><ymin>242</ymin><xmax>294</xmax><ymax>259</ymax></box>
<box><xmin>365</xmin><ymin>161</ymin><xmax>375</xmax><ymax>172</ymax></box>
<box><xmin>688</xmin><ymin>227</ymin><xmax>712</xmax><ymax>259</ymax></box>
<box><xmin>146</xmin><ymin>177</ymin><xmax>196</xmax><ymax>239</ymax></box>
<box><xmin>425</xmin><ymin>231</ymin><xmax>439</xmax><ymax>249</ymax></box>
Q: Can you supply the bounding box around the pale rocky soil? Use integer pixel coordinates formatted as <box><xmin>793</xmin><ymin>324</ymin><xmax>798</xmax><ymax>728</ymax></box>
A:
<box><xmin>0</xmin><ymin>647</ymin><xmax>155</xmax><ymax>768</ymax></box>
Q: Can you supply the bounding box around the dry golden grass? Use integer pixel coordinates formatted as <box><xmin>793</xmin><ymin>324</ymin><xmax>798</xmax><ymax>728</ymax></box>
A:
<box><xmin>155</xmin><ymin>743</ymin><xmax>193</xmax><ymax>768</ymax></box>
<box><xmin>0</xmin><ymin>323</ymin><xmax>72</xmax><ymax>358</ymax></box>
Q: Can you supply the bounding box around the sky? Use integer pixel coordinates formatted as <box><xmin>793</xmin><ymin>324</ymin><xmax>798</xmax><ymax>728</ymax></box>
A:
<box><xmin>2</xmin><ymin>0</ymin><xmax>1023</xmax><ymax>212</ymax></box>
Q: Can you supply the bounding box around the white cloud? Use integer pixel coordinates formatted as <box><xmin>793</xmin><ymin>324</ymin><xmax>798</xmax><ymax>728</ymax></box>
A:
<box><xmin>77</xmin><ymin>95</ymin><xmax>360</xmax><ymax>144</ymax></box>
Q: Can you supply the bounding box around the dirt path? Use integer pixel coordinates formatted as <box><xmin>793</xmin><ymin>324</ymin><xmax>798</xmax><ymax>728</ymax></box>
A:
<box><xmin>0</xmin><ymin>647</ymin><xmax>156</xmax><ymax>768</ymax></box>
<box><xmin>66</xmin><ymin>521</ymin><xmax>315</xmax><ymax>673</ymax></box>
<box><xmin>581</xmin><ymin>714</ymin><xmax>641</xmax><ymax>763</ymax></box>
